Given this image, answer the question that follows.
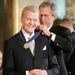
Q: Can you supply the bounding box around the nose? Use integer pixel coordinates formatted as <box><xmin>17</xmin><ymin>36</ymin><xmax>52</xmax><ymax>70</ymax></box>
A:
<box><xmin>41</xmin><ymin>15</ymin><xmax>46</xmax><ymax>21</ymax></box>
<box><xmin>30</xmin><ymin>20</ymin><xmax>34</xmax><ymax>25</ymax></box>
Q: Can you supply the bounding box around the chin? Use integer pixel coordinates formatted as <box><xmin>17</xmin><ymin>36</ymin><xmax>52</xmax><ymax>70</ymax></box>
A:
<box><xmin>29</xmin><ymin>30</ymin><xmax>34</xmax><ymax>33</ymax></box>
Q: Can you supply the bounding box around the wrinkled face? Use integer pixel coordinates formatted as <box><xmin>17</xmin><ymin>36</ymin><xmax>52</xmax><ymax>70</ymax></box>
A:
<box><xmin>21</xmin><ymin>11</ymin><xmax>39</xmax><ymax>35</ymax></box>
<box><xmin>39</xmin><ymin>7</ymin><xmax>55</xmax><ymax>27</ymax></box>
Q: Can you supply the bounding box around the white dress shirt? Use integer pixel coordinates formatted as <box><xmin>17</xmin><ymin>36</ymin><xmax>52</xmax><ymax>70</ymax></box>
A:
<box><xmin>48</xmin><ymin>26</ymin><xmax>56</xmax><ymax>41</ymax></box>
<box><xmin>22</xmin><ymin>29</ymin><xmax>35</xmax><ymax>75</ymax></box>
<box><xmin>22</xmin><ymin>29</ymin><xmax>35</xmax><ymax>55</ymax></box>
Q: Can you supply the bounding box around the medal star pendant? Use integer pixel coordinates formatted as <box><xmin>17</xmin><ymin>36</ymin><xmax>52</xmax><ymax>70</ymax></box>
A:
<box><xmin>24</xmin><ymin>43</ymin><xmax>29</xmax><ymax>49</ymax></box>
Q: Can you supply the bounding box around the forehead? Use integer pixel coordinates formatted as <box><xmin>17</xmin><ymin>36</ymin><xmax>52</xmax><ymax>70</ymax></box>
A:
<box><xmin>23</xmin><ymin>11</ymin><xmax>39</xmax><ymax>18</ymax></box>
<box><xmin>39</xmin><ymin>6</ymin><xmax>52</xmax><ymax>14</ymax></box>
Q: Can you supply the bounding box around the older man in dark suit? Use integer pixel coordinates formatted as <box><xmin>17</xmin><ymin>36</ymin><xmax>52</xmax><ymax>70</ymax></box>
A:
<box><xmin>3</xmin><ymin>5</ymin><xmax>60</xmax><ymax>75</ymax></box>
<box><xmin>39</xmin><ymin>2</ymin><xmax>72</xmax><ymax>75</ymax></box>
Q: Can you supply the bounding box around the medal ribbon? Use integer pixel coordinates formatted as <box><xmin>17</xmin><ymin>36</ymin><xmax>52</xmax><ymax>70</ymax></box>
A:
<box><xmin>27</xmin><ymin>31</ymin><xmax>42</xmax><ymax>43</ymax></box>
<box><xmin>19</xmin><ymin>31</ymin><xmax>42</xmax><ymax>43</ymax></box>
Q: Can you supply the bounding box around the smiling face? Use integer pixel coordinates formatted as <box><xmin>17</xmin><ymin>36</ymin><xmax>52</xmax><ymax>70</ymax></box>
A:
<box><xmin>21</xmin><ymin>6</ymin><xmax>39</xmax><ymax>35</ymax></box>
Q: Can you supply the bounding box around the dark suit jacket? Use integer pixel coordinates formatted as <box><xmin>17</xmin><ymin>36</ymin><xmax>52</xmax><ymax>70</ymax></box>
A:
<box><xmin>65</xmin><ymin>31</ymin><xmax>75</xmax><ymax>75</ymax></box>
<box><xmin>3</xmin><ymin>31</ymin><xmax>59</xmax><ymax>75</ymax></box>
<box><xmin>49</xmin><ymin>26</ymin><xmax>72</xmax><ymax>75</ymax></box>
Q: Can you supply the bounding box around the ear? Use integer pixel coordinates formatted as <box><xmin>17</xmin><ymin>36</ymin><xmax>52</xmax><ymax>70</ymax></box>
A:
<box><xmin>52</xmin><ymin>14</ymin><xmax>56</xmax><ymax>21</ymax></box>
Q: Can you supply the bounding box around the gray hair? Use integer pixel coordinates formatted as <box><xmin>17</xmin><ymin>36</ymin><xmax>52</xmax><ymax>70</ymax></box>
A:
<box><xmin>39</xmin><ymin>2</ymin><xmax>56</xmax><ymax>16</ymax></box>
<box><xmin>21</xmin><ymin>5</ymin><xmax>38</xmax><ymax>17</ymax></box>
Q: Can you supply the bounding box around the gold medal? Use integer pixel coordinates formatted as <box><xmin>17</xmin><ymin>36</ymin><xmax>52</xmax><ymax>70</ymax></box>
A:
<box><xmin>24</xmin><ymin>43</ymin><xmax>29</xmax><ymax>49</ymax></box>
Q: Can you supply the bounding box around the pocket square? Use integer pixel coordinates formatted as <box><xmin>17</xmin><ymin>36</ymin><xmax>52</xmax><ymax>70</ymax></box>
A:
<box><xmin>43</xmin><ymin>45</ymin><xmax>47</xmax><ymax>50</ymax></box>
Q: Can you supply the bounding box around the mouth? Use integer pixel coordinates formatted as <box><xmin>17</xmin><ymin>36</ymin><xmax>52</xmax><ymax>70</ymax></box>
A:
<box><xmin>28</xmin><ymin>24</ymin><xmax>36</xmax><ymax>28</ymax></box>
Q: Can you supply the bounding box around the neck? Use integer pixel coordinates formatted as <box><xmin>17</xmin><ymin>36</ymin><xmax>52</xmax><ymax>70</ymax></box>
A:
<box><xmin>22</xmin><ymin>28</ymin><xmax>34</xmax><ymax>36</ymax></box>
<box><xmin>28</xmin><ymin>32</ymin><xmax>33</xmax><ymax>36</ymax></box>
<box><xmin>47</xmin><ymin>24</ymin><xmax>53</xmax><ymax>28</ymax></box>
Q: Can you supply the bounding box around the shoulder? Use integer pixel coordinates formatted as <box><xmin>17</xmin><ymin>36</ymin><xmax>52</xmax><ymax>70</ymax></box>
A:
<box><xmin>4</xmin><ymin>32</ymin><xmax>20</xmax><ymax>45</ymax></box>
<box><xmin>51</xmin><ymin>25</ymin><xmax>70</xmax><ymax>33</ymax></box>
<box><xmin>72</xmin><ymin>31</ymin><xmax>75</xmax><ymax>42</ymax></box>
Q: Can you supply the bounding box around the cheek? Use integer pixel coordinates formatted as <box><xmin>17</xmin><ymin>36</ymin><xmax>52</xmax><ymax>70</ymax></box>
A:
<box><xmin>46</xmin><ymin>18</ymin><xmax>50</xmax><ymax>23</ymax></box>
<box><xmin>0</xmin><ymin>60</ymin><xmax>2</xmax><ymax>65</ymax></box>
<box><xmin>22</xmin><ymin>18</ymin><xmax>28</xmax><ymax>25</ymax></box>
<box><xmin>23</xmin><ymin>20</ymin><xmax>28</xmax><ymax>25</ymax></box>
<box><xmin>47</xmin><ymin>16</ymin><xmax>51</xmax><ymax>20</ymax></box>
<box><xmin>34</xmin><ymin>22</ymin><xmax>39</xmax><ymax>28</ymax></box>
<box><xmin>48</xmin><ymin>16</ymin><xmax>53</xmax><ymax>21</ymax></box>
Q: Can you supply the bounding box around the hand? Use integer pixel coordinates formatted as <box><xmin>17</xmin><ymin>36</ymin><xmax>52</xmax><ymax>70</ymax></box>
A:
<box><xmin>29</xmin><ymin>69</ymin><xmax>47</xmax><ymax>75</ymax></box>
<box><xmin>29</xmin><ymin>69</ymin><xmax>40</xmax><ymax>75</ymax></box>
<box><xmin>39</xmin><ymin>25</ymin><xmax>52</xmax><ymax>37</ymax></box>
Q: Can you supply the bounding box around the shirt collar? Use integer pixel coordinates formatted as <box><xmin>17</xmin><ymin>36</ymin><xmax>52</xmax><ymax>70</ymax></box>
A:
<box><xmin>22</xmin><ymin>29</ymin><xmax>34</xmax><ymax>42</ymax></box>
<box><xmin>48</xmin><ymin>24</ymin><xmax>53</xmax><ymax>30</ymax></box>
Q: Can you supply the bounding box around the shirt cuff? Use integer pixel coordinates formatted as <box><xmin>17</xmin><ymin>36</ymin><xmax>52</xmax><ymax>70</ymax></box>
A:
<box><xmin>26</xmin><ymin>71</ymin><xmax>29</xmax><ymax>75</ymax></box>
<box><xmin>51</xmin><ymin>33</ymin><xmax>56</xmax><ymax>41</ymax></box>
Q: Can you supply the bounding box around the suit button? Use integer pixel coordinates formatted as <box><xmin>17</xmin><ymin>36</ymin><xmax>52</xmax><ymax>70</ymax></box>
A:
<box><xmin>56</xmin><ymin>44</ymin><xmax>59</xmax><ymax>46</ymax></box>
<box><xmin>68</xmin><ymin>71</ymin><xmax>71</xmax><ymax>75</ymax></box>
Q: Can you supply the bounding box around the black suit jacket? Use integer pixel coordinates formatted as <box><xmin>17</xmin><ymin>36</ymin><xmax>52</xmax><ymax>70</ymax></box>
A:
<box><xmin>3</xmin><ymin>31</ymin><xmax>59</xmax><ymax>75</ymax></box>
<box><xmin>49</xmin><ymin>26</ymin><xmax>72</xmax><ymax>75</ymax></box>
<box><xmin>65</xmin><ymin>31</ymin><xmax>75</xmax><ymax>75</ymax></box>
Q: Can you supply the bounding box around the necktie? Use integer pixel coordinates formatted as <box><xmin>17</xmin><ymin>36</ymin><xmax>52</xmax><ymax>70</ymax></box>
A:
<box><xmin>28</xmin><ymin>37</ymin><xmax>35</xmax><ymax>55</ymax></box>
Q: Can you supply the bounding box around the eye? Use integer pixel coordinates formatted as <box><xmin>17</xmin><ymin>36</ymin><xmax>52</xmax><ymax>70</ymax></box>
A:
<box><xmin>40</xmin><ymin>14</ymin><xmax>48</xmax><ymax>17</ymax></box>
<box><xmin>26</xmin><ymin>18</ymin><xmax>31</xmax><ymax>21</ymax></box>
<box><xmin>33</xmin><ymin>19</ymin><xmax>37</xmax><ymax>22</ymax></box>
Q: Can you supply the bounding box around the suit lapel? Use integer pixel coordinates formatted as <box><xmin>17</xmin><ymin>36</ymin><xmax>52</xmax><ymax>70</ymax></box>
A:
<box><xmin>15</xmin><ymin>31</ymin><xmax>33</xmax><ymax>57</ymax></box>
<box><xmin>34</xmin><ymin>34</ymin><xmax>47</xmax><ymax>58</ymax></box>
<box><xmin>35</xmin><ymin>36</ymin><xmax>42</xmax><ymax>56</ymax></box>
<box><xmin>33</xmin><ymin>35</ymin><xmax>44</xmax><ymax>68</ymax></box>
<box><xmin>13</xmin><ymin>31</ymin><xmax>25</xmax><ymax>48</ymax></box>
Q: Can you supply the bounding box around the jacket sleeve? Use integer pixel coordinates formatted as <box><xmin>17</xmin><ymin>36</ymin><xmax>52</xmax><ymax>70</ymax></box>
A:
<box><xmin>2</xmin><ymin>40</ymin><xmax>15</xmax><ymax>75</ymax></box>
<box><xmin>49</xmin><ymin>30</ymin><xmax>73</xmax><ymax>52</ymax></box>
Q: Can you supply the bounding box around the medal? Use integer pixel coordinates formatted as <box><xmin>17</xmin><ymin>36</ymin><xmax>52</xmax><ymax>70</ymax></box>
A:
<box><xmin>24</xmin><ymin>43</ymin><xmax>29</xmax><ymax>49</ymax></box>
<box><xmin>19</xmin><ymin>31</ymin><xmax>42</xmax><ymax>49</ymax></box>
